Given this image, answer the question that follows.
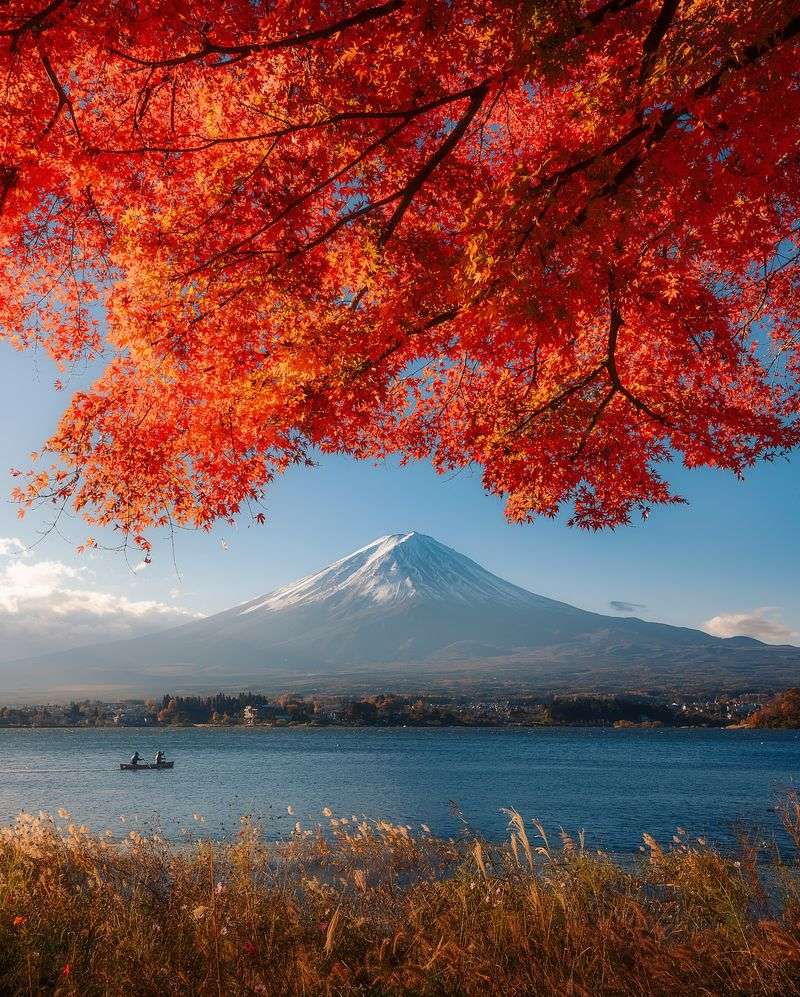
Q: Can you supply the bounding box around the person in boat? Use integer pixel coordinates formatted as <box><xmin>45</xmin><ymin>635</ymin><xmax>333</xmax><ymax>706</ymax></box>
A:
<box><xmin>130</xmin><ymin>751</ymin><xmax>141</xmax><ymax>767</ymax></box>
<box><xmin>154</xmin><ymin>750</ymin><xmax>165</xmax><ymax>766</ymax></box>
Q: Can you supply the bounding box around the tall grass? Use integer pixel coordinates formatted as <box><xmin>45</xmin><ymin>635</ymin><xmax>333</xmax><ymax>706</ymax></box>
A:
<box><xmin>2</xmin><ymin>799</ymin><xmax>800</xmax><ymax>995</ymax></box>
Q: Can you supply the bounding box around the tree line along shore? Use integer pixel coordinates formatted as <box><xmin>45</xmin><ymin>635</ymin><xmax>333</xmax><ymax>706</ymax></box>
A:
<box><xmin>1</xmin><ymin>689</ymin><xmax>797</xmax><ymax>730</ymax></box>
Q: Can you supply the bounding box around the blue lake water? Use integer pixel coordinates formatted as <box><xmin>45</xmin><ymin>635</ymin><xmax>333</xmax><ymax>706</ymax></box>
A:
<box><xmin>0</xmin><ymin>726</ymin><xmax>798</xmax><ymax>852</ymax></box>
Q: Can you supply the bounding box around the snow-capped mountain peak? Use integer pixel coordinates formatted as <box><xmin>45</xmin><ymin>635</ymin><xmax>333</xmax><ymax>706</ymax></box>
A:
<box><xmin>239</xmin><ymin>532</ymin><xmax>537</xmax><ymax>615</ymax></box>
<box><xmin>7</xmin><ymin>530</ymin><xmax>800</xmax><ymax>700</ymax></box>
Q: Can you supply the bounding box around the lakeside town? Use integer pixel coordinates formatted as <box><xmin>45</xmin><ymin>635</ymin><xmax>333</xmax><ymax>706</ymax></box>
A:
<box><xmin>0</xmin><ymin>690</ymin><xmax>782</xmax><ymax>729</ymax></box>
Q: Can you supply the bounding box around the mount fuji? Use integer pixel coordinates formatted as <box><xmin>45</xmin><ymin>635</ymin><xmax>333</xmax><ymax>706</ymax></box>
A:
<box><xmin>4</xmin><ymin>532</ymin><xmax>800</xmax><ymax>697</ymax></box>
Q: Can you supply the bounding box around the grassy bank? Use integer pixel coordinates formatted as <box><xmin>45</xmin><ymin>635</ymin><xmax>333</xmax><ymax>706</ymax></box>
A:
<box><xmin>2</xmin><ymin>802</ymin><xmax>800</xmax><ymax>995</ymax></box>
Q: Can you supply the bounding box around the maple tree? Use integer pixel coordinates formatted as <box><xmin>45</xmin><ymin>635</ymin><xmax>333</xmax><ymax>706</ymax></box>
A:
<box><xmin>1</xmin><ymin>0</ymin><xmax>799</xmax><ymax>554</ymax></box>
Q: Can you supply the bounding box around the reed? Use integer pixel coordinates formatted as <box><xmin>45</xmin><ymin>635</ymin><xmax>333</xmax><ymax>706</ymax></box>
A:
<box><xmin>1</xmin><ymin>799</ymin><xmax>800</xmax><ymax>995</ymax></box>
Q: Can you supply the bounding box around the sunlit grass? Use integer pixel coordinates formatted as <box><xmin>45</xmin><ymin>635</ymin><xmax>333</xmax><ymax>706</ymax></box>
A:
<box><xmin>1</xmin><ymin>798</ymin><xmax>800</xmax><ymax>994</ymax></box>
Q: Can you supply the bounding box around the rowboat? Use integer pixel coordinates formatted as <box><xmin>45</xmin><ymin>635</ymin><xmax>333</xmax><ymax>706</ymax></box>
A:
<box><xmin>119</xmin><ymin>761</ymin><xmax>174</xmax><ymax>770</ymax></box>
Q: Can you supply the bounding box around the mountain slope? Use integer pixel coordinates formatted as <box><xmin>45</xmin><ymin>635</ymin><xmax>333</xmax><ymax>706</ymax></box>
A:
<box><xmin>3</xmin><ymin>532</ymin><xmax>800</xmax><ymax>697</ymax></box>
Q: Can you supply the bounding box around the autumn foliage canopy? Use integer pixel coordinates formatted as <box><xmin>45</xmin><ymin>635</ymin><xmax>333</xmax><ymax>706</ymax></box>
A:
<box><xmin>1</xmin><ymin>0</ymin><xmax>800</xmax><ymax>552</ymax></box>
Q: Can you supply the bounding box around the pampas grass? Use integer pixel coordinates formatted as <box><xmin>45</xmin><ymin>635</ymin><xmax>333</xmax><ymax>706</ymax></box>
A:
<box><xmin>0</xmin><ymin>801</ymin><xmax>799</xmax><ymax>995</ymax></box>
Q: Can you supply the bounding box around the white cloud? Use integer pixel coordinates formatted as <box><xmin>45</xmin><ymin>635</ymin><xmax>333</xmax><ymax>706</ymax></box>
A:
<box><xmin>703</xmin><ymin>607</ymin><xmax>798</xmax><ymax>645</ymax></box>
<box><xmin>0</xmin><ymin>538</ymin><xmax>203</xmax><ymax>661</ymax></box>
<box><xmin>0</xmin><ymin>559</ymin><xmax>80</xmax><ymax>611</ymax></box>
<box><xmin>0</xmin><ymin>537</ymin><xmax>29</xmax><ymax>558</ymax></box>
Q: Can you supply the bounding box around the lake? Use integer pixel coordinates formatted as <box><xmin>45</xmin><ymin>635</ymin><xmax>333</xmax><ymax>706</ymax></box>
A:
<box><xmin>0</xmin><ymin>726</ymin><xmax>797</xmax><ymax>852</ymax></box>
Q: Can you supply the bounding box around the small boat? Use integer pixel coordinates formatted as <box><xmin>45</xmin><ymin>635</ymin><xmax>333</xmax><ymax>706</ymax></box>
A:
<box><xmin>119</xmin><ymin>761</ymin><xmax>174</xmax><ymax>770</ymax></box>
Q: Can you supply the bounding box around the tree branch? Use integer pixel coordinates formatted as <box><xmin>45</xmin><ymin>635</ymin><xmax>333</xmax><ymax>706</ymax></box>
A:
<box><xmin>573</xmin><ymin>386</ymin><xmax>617</xmax><ymax>457</ymax></box>
<box><xmin>101</xmin><ymin>82</ymin><xmax>488</xmax><ymax>156</ymax></box>
<box><xmin>348</xmin><ymin>307</ymin><xmax>461</xmax><ymax>378</ymax></box>
<box><xmin>0</xmin><ymin>0</ymin><xmax>70</xmax><ymax>52</ymax></box>
<box><xmin>508</xmin><ymin>364</ymin><xmax>605</xmax><ymax>436</ymax></box>
<box><xmin>182</xmin><ymin>84</ymin><xmax>496</xmax><ymax>284</ymax></box>
<box><xmin>582</xmin><ymin>0</ymin><xmax>643</xmax><ymax>31</ymax></box>
<box><xmin>519</xmin><ymin>9</ymin><xmax>800</xmax><ymax>253</ymax></box>
<box><xmin>605</xmin><ymin>287</ymin><xmax>671</xmax><ymax>426</ymax></box>
<box><xmin>37</xmin><ymin>48</ymin><xmax>82</xmax><ymax>140</ymax></box>
<box><xmin>694</xmin><ymin>12</ymin><xmax>800</xmax><ymax>100</ymax></box>
<box><xmin>378</xmin><ymin>83</ymin><xmax>489</xmax><ymax>247</ymax></box>
<box><xmin>638</xmin><ymin>0</ymin><xmax>682</xmax><ymax>87</ymax></box>
<box><xmin>111</xmin><ymin>0</ymin><xmax>406</xmax><ymax>69</ymax></box>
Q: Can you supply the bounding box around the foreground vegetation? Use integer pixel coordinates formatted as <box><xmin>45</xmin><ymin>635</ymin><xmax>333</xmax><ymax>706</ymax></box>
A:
<box><xmin>2</xmin><ymin>801</ymin><xmax>800</xmax><ymax>995</ymax></box>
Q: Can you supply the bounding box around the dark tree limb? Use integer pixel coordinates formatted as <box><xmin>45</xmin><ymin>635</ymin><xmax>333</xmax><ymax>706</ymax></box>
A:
<box><xmin>37</xmin><ymin>48</ymin><xmax>82</xmax><ymax>140</ymax></box>
<box><xmin>0</xmin><ymin>0</ymin><xmax>70</xmax><ymax>51</ymax></box>
<box><xmin>378</xmin><ymin>83</ymin><xmax>489</xmax><ymax>248</ymax></box>
<box><xmin>638</xmin><ymin>0</ymin><xmax>682</xmax><ymax>86</ymax></box>
<box><xmin>111</xmin><ymin>0</ymin><xmax>406</xmax><ymax>69</ymax></box>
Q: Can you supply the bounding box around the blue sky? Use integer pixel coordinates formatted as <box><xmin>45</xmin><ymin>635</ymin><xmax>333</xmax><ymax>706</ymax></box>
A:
<box><xmin>0</xmin><ymin>338</ymin><xmax>797</xmax><ymax>657</ymax></box>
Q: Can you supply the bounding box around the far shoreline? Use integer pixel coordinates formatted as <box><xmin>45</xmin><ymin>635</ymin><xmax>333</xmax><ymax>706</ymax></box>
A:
<box><xmin>0</xmin><ymin>721</ymin><xmax>788</xmax><ymax>732</ymax></box>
